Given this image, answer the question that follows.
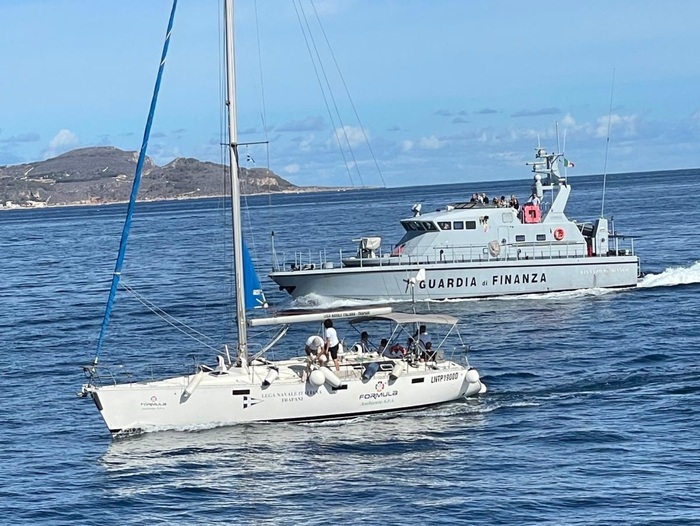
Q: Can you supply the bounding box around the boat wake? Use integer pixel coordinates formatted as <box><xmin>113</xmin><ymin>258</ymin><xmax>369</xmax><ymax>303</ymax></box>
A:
<box><xmin>292</xmin><ymin>293</ymin><xmax>403</xmax><ymax>310</ymax></box>
<box><xmin>441</xmin><ymin>287</ymin><xmax>617</xmax><ymax>303</ymax></box>
<box><xmin>638</xmin><ymin>261</ymin><xmax>700</xmax><ymax>289</ymax></box>
<box><xmin>291</xmin><ymin>261</ymin><xmax>700</xmax><ymax>308</ymax></box>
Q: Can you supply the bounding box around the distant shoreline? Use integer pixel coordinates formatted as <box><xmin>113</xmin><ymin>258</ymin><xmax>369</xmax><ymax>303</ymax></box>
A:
<box><xmin>0</xmin><ymin>185</ymin><xmax>373</xmax><ymax>212</ymax></box>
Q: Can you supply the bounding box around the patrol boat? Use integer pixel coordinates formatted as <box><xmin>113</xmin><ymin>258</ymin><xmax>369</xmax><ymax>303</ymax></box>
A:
<box><xmin>269</xmin><ymin>148</ymin><xmax>641</xmax><ymax>301</ymax></box>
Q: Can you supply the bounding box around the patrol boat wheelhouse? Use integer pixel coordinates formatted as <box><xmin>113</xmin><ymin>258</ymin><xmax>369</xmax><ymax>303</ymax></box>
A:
<box><xmin>269</xmin><ymin>148</ymin><xmax>641</xmax><ymax>301</ymax></box>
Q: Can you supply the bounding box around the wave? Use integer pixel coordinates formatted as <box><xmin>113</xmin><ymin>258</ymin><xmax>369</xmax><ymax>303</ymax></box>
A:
<box><xmin>638</xmin><ymin>261</ymin><xmax>700</xmax><ymax>288</ymax></box>
<box><xmin>290</xmin><ymin>261</ymin><xmax>700</xmax><ymax>309</ymax></box>
<box><xmin>291</xmin><ymin>293</ymin><xmax>403</xmax><ymax>309</ymax></box>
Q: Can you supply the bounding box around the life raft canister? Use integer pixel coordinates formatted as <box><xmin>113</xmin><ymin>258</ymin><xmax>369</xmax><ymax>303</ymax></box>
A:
<box><xmin>554</xmin><ymin>228</ymin><xmax>565</xmax><ymax>241</ymax></box>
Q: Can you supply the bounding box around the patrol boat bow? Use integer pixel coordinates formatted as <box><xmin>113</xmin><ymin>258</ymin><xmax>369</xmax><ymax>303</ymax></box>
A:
<box><xmin>79</xmin><ymin>0</ymin><xmax>485</xmax><ymax>436</ymax></box>
<box><xmin>269</xmin><ymin>148</ymin><xmax>641</xmax><ymax>301</ymax></box>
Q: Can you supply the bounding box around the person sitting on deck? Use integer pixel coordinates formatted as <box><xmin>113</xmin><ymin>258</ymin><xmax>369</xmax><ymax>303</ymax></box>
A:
<box><xmin>382</xmin><ymin>340</ymin><xmax>405</xmax><ymax>358</ymax></box>
<box><xmin>408</xmin><ymin>325</ymin><xmax>430</xmax><ymax>353</ymax></box>
<box><xmin>422</xmin><ymin>341</ymin><xmax>437</xmax><ymax>362</ymax></box>
<box><xmin>358</xmin><ymin>331</ymin><xmax>371</xmax><ymax>353</ymax></box>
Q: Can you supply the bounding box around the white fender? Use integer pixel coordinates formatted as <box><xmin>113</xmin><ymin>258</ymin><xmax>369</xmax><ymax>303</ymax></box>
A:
<box><xmin>183</xmin><ymin>370</ymin><xmax>205</xmax><ymax>399</ymax></box>
<box><xmin>466</xmin><ymin>368</ymin><xmax>480</xmax><ymax>384</ymax></box>
<box><xmin>389</xmin><ymin>361</ymin><xmax>404</xmax><ymax>380</ymax></box>
<box><xmin>309</xmin><ymin>369</ymin><xmax>326</xmax><ymax>387</ymax></box>
<box><xmin>321</xmin><ymin>367</ymin><xmax>342</xmax><ymax>388</ymax></box>
<box><xmin>262</xmin><ymin>367</ymin><xmax>279</xmax><ymax>387</ymax></box>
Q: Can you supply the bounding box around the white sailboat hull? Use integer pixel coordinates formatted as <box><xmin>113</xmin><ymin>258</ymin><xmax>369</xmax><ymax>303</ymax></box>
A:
<box><xmin>86</xmin><ymin>356</ymin><xmax>483</xmax><ymax>434</ymax></box>
<box><xmin>270</xmin><ymin>256</ymin><xmax>640</xmax><ymax>300</ymax></box>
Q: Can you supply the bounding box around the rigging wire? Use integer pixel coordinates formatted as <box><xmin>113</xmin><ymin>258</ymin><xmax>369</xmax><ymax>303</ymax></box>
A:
<box><xmin>309</xmin><ymin>0</ymin><xmax>386</xmax><ymax>187</ymax></box>
<box><xmin>298</xmin><ymin>1</ymin><xmax>364</xmax><ymax>186</ymax></box>
<box><xmin>253</xmin><ymin>0</ymin><xmax>271</xmax><ymax>172</ymax></box>
<box><xmin>120</xmin><ymin>283</ymin><xmax>222</xmax><ymax>353</ymax></box>
<box><xmin>217</xmin><ymin>0</ymin><xmax>236</xmax><ymax>335</ymax></box>
<box><xmin>292</xmin><ymin>0</ymin><xmax>356</xmax><ymax>186</ymax></box>
<box><xmin>93</xmin><ymin>0</ymin><xmax>179</xmax><ymax>364</ymax></box>
<box><xmin>601</xmin><ymin>68</ymin><xmax>615</xmax><ymax>217</ymax></box>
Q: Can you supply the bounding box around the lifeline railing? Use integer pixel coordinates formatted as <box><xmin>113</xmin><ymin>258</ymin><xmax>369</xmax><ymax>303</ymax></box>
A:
<box><xmin>272</xmin><ymin>235</ymin><xmax>636</xmax><ymax>272</ymax></box>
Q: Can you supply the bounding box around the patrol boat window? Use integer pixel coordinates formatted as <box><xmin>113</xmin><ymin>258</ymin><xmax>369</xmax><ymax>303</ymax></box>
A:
<box><xmin>536</xmin><ymin>234</ymin><xmax>546</xmax><ymax>241</ymax></box>
<box><xmin>453</xmin><ymin>221</ymin><xmax>464</xmax><ymax>230</ymax></box>
<box><xmin>403</xmin><ymin>221</ymin><xmax>423</xmax><ymax>231</ymax></box>
<box><xmin>423</xmin><ymin>222</ymin><xmax>439</xmax><ymax>231</ymax></box>
<box><xmin>515</xmin><ymin>235</ymin><xmax>525</xmax><ymax>242</ymax></box>
<box><xmin>465</xmin><ymin>221</ymin><xmax>476</xmax><ymax>230</ymax></box>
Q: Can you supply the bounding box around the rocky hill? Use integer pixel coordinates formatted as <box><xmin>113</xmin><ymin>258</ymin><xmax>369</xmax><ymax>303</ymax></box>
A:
<box><xmin>0</xmin><ymin>147</ymin><xmax>299</xmax><ymax>207</ymax></box>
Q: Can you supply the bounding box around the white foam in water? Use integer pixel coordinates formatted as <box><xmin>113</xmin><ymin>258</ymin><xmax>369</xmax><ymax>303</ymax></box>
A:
<box><xmin>293</xmin><ymin>262</ymin><xmax>700</xmax><ymax>307</ymax></box>
<box><xmin>293</xmin><ymin>293</ymin><xmax>402</xmax><ymax>309</ymax></box>
<box><xmin>638</xmin><ymin>261</ymin><xmax>700</xmax><ymax>288</ymax></box>
<box><xmin>437</xmin><ymin>286</ymin><xmax>616</xmax><ymax>304</ymax></box>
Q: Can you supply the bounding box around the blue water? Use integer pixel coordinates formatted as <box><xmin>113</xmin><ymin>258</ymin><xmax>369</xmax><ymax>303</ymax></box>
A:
<box><xmin>2</xmin><ymin>170</ymin><xmax>700</xmax><ymax>525</ymax></box>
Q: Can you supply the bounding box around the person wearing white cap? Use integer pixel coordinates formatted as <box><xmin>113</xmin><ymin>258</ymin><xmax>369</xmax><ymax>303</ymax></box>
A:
<box><xmin>305</xmin><ymin>335</ymin><xmax>324</xmax><ymax>359</ymax></box>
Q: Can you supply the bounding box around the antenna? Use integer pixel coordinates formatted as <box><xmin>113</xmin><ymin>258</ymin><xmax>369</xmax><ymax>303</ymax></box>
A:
<box><xmin>562</xmin><ymin>128</ymin><xmax>567</xmax><ymax>155</ymax></box>
<box><xmin>601</xmin><ymin>68</ymin><xmax>616</xmax><ymax>217</ymax></box>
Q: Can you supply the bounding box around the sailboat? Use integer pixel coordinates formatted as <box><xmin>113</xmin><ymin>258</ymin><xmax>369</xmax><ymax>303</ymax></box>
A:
<box><xmin>79</xmin><ymin>0</ymin><xmax>485</xmax><ymax>436</ymax></box>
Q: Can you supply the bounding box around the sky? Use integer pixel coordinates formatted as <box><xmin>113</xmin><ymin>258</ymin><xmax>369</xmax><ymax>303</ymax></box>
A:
<box><xmin>1</xmin><ymin>0</ymin><xmax>699</xmax><ymax>187</ymax></box>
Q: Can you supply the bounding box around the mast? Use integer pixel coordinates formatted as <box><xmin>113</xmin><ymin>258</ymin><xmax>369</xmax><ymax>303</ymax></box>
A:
<box><xmin>224</xmin><ymin>0</ymin><xmax>248</xmax><ymax>360</ymax></box>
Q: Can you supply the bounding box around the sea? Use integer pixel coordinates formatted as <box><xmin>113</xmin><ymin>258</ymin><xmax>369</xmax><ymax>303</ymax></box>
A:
<box><xmin>1</xmin><ymin>169</ymin><xmax>699</xmax><ymax>525</ymax></box>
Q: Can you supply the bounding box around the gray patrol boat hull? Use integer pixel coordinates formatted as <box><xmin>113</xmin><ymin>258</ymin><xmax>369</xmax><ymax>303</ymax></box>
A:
<box><xmin>271</xmin><ymin>256</ymin><xmax>639</xmax><ymax>301</ymax></box>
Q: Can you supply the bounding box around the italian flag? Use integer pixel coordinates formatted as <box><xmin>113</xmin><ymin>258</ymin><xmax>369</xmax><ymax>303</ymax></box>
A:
<box><xmin>563</xmin><ymin>158</ymin><xmax>575</xmax><ymax>168</ymax></box>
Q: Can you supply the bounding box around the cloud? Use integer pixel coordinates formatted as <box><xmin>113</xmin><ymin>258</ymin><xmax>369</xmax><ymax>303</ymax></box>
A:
<box><xmin>0</xmin><ymin>132</ymin><xmax>40</xmax><ymax>144</ymax></box>
<box><xmin>402</xmin><ymin>140</ymin><xmax>414</xmax><ymax>152</ymax></box>
<box><xmin>475</xmin><ymin>108</ymin><xmax>498</xmax><ymax>115</ymax></box>
<box><xmin>594</xmin><ymin>113</ymin><xmax>638</xmax><ymax>138</ymax></box>
<box><xmin>419</xmin><ymin>135</ymin><xmax>444</xmax><ymax>149</ymax></box>
<box><xmin>435</xmin><ymin>109</ymin><xmax>468</xmax><ymax>118</ymax></box>
<box><xmin>387</xmin><ymin>125</ymin><xmax>401</xmax><ymax>132</ymax></box>
<box><xmin>333</xmin><ymin>125</ymin><xmax>366</xmax><ymax>148</ymax></box>
<box><xmin>277</xmin><ymin>116</ymin><xmax>325</xmax><ymax>132</ymax></box>
<box><xmin>511</xmin><ymin>107</ymin><xmax>561</xmax><ymax>118</ymax></box>
<box><xmin>561</xmin><ymin>113</ymin><xmax>576</xmax><ymax>128</ymax></box>
<box><xmin>151</xmin><ymin>131</ymin><xmax>167</xmax><ymax>138</ymax></box>
<box><xmin>283</xmin><ymin>163</ymin><xmax>300</xmax><ymax>174</ymax></box>
<box><xmin>302</xmin><ymin>136</ymin><xmax>316</xmax><ymax>152</ymax></box>
<box><xmin>43</xmin><ymin>129</ymin><xmax>79</xmax><ymax>159</ymax></box>
<box><xmin>452</xmin><ymin>117</ymin><xmax>469</xmax><ymax>124</ymax></box>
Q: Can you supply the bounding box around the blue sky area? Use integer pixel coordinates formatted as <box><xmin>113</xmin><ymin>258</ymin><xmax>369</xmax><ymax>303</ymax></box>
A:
<box><xmin>1</xmin><ymin>0</ymin><xmax>699</xmax><ymax>187</ymax></box>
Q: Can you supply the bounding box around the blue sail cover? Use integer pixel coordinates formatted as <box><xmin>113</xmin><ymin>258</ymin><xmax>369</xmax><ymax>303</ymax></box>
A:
<box><xmin>243</xmin><ymin>240</ymin><xmax>267</xmax><ymax>310</ymax></box>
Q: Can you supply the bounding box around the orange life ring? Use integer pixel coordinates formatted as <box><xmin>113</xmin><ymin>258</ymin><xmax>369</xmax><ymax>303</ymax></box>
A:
<box><xmin>554</xmin><ymin>228</ymin><xmax>565</xmax><ymax>241</ymax></box>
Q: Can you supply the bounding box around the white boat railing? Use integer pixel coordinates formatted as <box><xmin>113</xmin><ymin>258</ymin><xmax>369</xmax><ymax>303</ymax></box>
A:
<box><xmin>272</xmin><ymin>235</ymin><xmax>636</xmax><ymax>272</ymax></box>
